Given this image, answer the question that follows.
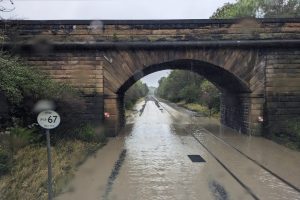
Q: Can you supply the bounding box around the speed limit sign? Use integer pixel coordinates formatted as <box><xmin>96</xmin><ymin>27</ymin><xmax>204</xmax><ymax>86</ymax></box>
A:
<box><xmin>37</xmin><ymin>110</ymin><xmax>61</xmax><ymax>129</ymax></box>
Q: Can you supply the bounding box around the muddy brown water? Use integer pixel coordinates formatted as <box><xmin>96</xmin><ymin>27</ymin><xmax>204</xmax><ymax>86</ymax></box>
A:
<box><xmin>56</xmin><ymin>99</ymin><xmax>300</xmax><ymax>200</ymax></box>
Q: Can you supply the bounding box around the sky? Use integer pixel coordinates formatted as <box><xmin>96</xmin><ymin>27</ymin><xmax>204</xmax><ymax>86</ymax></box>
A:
<box><xmin>1</xmin><ymin>0</ymin><xmax>236</xmax><ymax>87</ymax></box>
<box><xmin>2</xmin><ymin>0</ymin><xmax>235</xmax><ymax>20</ymax></box>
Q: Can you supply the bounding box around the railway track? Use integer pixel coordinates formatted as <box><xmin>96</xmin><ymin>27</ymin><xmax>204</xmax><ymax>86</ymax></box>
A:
<box><xmin>153</xmin><ymin>96</ymin><xmax>300</xmax><ymax>200</ymax></box>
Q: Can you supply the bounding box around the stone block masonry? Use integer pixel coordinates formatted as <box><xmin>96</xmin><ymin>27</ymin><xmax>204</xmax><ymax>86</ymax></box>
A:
<box><xmin>2</xmin><ymin>18</ymin><xmax>300</xmax><ymax>136</ymax></box>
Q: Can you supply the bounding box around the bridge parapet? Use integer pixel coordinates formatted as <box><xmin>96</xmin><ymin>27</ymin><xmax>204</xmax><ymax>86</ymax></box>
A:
<box><xmin>1</xmin><ymin>19</ymin><xmax>300</xmax><ymax>45</ymax></box>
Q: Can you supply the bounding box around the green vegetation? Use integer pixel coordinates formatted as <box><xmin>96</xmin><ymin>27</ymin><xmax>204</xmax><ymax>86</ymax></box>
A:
<box><xmin>0</xmin><ymin>138</ymin><xmax>104</xmax><ymax>200</ymax></box>
<box><xmin>0</xmin><ymin>52</ymin><xmax>107</xmax><ymax>199</ymax></box>
<box><xmin>211</xmin><ymin>0</ymin><xmax>300</xmax><ymax>18</ymax></box>
<box><xmin>0</xmin><ymin>54</ymin><xmax>72</xmax><ymax>105</ymax></box>
<box><xmin>75</xmin><ymin>123</ymin><xmax>106</xmax><ymax>143</ymax></box>
<box><xmin>6</xmin><ymin>126</ymin><xmax>40</xmax><ymax>156</ymax></box>
<box><xmin>0</xmin><ymin>148</ymin><xmax>10</xmax><ymax>176</ymax></box>
<box><xmin>0</xmin><ymin>53</ymin><xmax>84</xmax><ymax>131</ymax></box>
<box><xmin>156</xmin><ymin>70</ymin><xmax>220</xmax><ymax>117</ymax></box>
<box><xmin>269</xmin><ymin>118</ymin><xmax>300</xmax><ymax>150</ymax></box>
<box><xmin>124</xmin><ymin>81</ymin><xmax>149</xmax><ymax>109</ymax></box>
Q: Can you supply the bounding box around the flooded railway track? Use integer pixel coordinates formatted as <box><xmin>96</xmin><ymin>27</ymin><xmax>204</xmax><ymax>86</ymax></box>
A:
<box><xmin>155</xmin><ymin>97</ymin><xmax>300</xmax><ymax>200</ymax></box>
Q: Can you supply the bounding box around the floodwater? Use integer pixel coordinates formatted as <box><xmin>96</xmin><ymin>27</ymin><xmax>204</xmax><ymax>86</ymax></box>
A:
<box><xmin>56</xmin><ymin>98</ymin><xmax>300</xmax><ymax>200</ymax></box>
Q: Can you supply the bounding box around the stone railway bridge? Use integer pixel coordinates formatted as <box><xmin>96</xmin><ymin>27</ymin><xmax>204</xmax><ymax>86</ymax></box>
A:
<box><xmin>1</xmin><ymin>18</ymin><xmax>300</xmax><ymax>136</ymax></box>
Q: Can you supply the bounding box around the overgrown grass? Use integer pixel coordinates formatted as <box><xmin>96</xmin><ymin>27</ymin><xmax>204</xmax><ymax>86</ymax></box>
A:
<box><xmin>0</xmin><ymin>139</ymin><xmax>105</xmax><ymax>200</ymax></box>
<box><xmin>74</xmin><ymin>124</ymin><xmax>106</xmax><ymax>143</ymax></box>
<box><xmin>0</xmin><ymin>52</ymin><xmax>107</xmax><ymax>199</ymax></box>
<box><xmin>0</xmin><ymin>124</ymin><xmax>107</xmax><ymax>199</ymax></box>
<box><xmin>268</xmin><ymin>118</ymin><xmax>300</xmax><ymax>151</ymax></box>
<box><xmin>178</xmin><ymin>101</ymin><xmax>220</xmax><ymax>118</ymax></box>
<box><xmin>0</xmin><ymin>148</ymin><xmax>10</xmax><ymax>176</ymax></box>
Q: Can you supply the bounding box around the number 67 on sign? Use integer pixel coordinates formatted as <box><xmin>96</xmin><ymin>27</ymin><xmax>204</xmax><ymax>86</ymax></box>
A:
<box><xmin>37</xmin><ymin>110</ymin><xmax>61</xmax><ymax>129</ymax></box>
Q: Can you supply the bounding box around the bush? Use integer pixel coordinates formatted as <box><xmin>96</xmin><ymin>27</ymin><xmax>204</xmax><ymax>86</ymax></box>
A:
<box><xmin>286</xmin><ymin>119</ymin><xmax>300</xmax><ymax>136</ymax></box>
<box><xmin>183</xmin><ymin>103</ymin><xmax>208</xmax><ymax>115</ymax></box>
<box><xmin>0</xmin><ymin>53</ymin><xmax>80</xmax><ymax>105</ymax></box>
<box><xmin>199</xmin><ymin>80</ymin><xmax>220</xmax><ymax>111</ymax></box>
<box><xmin>0</xmin><ymin>53</ymin><xmax>85</xmax><ymax>133</ymax></box>
<box><xmin>285</xmin><ymin>119</ymin><xmax>300</xmax><ymax>148</ymax></box>
<box><xmin>179</xmin><ymin>84</ymin><xmax>200</xmax><ymax>103</ymax></box>
<box><xmin>0</xmin><ymin>148</ymin><xmax>10</xmax><ymax>176</ymax></box>
<box><xmin>75</xmin><ymin>124</ymin><xmax>106</xmax><ymax>143</ymax></box>
<box><xmin>271</xmin><ymin>118</ymin><xmax>300</xmax><ymax>150</ymax></box>
<box><xmin>8</xmin><ymin>126</ymin><xmax>39</xmax><ymax>154</ymax></box>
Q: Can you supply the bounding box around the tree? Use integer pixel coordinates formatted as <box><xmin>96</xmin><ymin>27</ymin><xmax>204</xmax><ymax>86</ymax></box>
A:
<box><xmin>211</xmin><ymin>0</ymin><xmax>259</xmax><ymax>18</ymax></box>
<box><xmin>124</xmin><ymin>81</ymin><xmax>149</xmax><ymax>109</ymax></box>
<box><xmin>156</xmin><ymin>70</ymin><xmax>221</xmax><ymax>115</ymax></box>
<box><xmin>179</xmin><ymin>84</ymin><xmax>201</xmax><ymax>103</ymax></box>
<box><xmin>157</xmin><ymin>70</ymin><xmax>205</xmax><ymax>102</ymax></box>
<box><xmin>211</xmin><ymin>0</ymin><xmax>300</xmax><ymax>18</ymax></box>
<box><xmin>200</xmin><ymin>80</ymin><xmax>220</xmax><ymax>117</ymax></box>
<box><xmin>261</xmin><ymin>0</ymin><xmax>300</xmax><ymax>18</ymax></box>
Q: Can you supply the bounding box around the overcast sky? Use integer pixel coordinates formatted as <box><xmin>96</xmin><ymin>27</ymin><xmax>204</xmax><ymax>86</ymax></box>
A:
<box><xmin>3</xmin><ymin>0</ymin><xmax>235</xmax><ymax>20</ymax></box>
<box><xmin>2</xmin><ymin>0</ymin><xmax>235</xmax><ymax>87</ymax></box>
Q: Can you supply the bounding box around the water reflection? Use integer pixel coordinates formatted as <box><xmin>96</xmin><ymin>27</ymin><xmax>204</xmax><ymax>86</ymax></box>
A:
<box><xmin>107</xmin><ymin>100</ymin><xmax>253</xmax><ymax>200</ymax></box>
<box><xmin>56</xmin><ymin>99</ymin><xmax>300</xmax><ymax>200</ymax></box>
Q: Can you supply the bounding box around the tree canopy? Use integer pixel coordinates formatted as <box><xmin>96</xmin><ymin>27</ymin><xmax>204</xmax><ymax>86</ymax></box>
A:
<box><xmin>156</xmin><ymin>70</ymin><xmax>220</xmax><ymax>114</ymax></box>
<box><xmin>211</xmin><ymin>0</ymin><xmax>300</xmax><ymax>18</ymax></box>
<box><xmin>124</xmin><ymin>81</ymin><xmax>149</xmax><ymax>109</ymax></box>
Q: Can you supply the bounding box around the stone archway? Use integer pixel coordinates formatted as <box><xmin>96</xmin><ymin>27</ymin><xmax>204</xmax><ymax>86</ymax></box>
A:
<box><xmin>103</xmin><ymin>51</ymin><xmax>265</xmax><ymax>136</ymax></box>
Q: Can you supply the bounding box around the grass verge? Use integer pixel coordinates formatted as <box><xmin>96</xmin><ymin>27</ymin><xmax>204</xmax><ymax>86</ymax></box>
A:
<box><xmin>0</xmin><ymin>138</ymin><xmax>105</xmax><ymax>200</ymax></box>
<box><xmin>177</xmin><ymin>101</ymin><xmax>220</xmax><ymax>119</ymax></box>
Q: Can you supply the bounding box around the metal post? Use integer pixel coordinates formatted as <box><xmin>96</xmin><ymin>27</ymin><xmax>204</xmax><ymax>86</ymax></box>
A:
<box><xmin>46</xmin><ymin>129</ymin><xmax>53</xmax><ymax>200</ymax></box>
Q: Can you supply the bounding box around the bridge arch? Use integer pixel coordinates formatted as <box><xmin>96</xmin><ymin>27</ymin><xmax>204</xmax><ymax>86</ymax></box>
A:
<box><xmin>117</xmin><ymin>59</ymin><xmax>251</xmax><ymax>95</ymax></box>
<box><xmin>104</xmin><ymin>56</ymin><xmax>260</xmax><ymax>137</ymax></box>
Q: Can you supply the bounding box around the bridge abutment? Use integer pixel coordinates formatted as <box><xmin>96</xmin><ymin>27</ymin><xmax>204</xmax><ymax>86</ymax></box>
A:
<box><xmin>103</xmin><ymin>94</ymin><xmax>125</xmax><ymax>137</ymax></box>
<box><xmin>220</xmin><ymin>93</ymin><xmax>265</xmax><ymax>135</ymax></box>
<box><xmin>264</xmin><ymin>49</ymin><xmax>300</xmax><ymax>135</ymax></box>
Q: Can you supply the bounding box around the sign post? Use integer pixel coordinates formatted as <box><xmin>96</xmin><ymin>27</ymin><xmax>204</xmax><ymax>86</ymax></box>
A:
<box><xmin>37</xmin><ymin>110</ymin><xmax>61</xmax><ymax>200</ymax></box>
<box><xmin>45</xmin><ymin>129</ymin><xmax>53</xmax><ymax>200</ymax></box>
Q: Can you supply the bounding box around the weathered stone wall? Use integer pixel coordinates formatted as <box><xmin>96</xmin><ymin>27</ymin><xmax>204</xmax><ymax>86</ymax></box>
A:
<box><xmin>23</xmin><ymin>50</ymin><xmax>105</xmax><ymax>125</ymax></box>
<box><xmin>2</xmin><ymin>19</ymin><xmax>300</xmax><ymax>43</ymax></box>
<box><xmin>265</xmin><ymin>49</ymin><xmax>300</xmax><ymax>133</ymax></box>
<box><xmin>103</xmin><ymin>95</ymin><xmax>125</xmax><ymax>136</ymax></box>
<box><xmin>220</xmin><ymin>93</ymin><xmax>250</xmax><ymax>133</ymax></box>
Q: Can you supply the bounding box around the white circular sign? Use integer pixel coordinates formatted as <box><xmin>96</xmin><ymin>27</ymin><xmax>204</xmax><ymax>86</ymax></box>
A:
<box><xmin>37</xmin><ymin>110</ymin><xmax>61</xmax><ymax>129</ymax></box>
